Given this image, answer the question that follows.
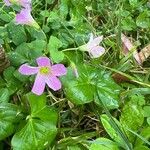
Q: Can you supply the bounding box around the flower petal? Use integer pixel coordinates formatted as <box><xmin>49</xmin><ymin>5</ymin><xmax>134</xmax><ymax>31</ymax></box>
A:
<box><xmin>51</xmin><ymin>64</ymin><xmax>67</xmax><ymax>76</ymax></box>
<box><xmin>89</xmin><ymin>46</ymin><xmax>105</xmax><ymax>58</ymax></box>
<box><xmin>88</xmin><ymin>33</ymin><xmax>94</xmax><ymax>43</ymax></box>
<box><xmin>20</xmin><ymin>0</ymin><xmax>31</xmax><ymax>8</ymax></box>
<box><xmin>45</xmin><ymin>75</ymin><xmax>61</xmax><ymax>91</ymax></box>
<box><xmin>32</xmin><ymin>74</ymin><xmax>46</xmax><ymax>95</ymax></box>
<box><xmin>15</xmin><ymin>8</ymin><xmax>35</xmax><ymax>25</ymax></box>
<box><xmin>87</xmin><ymin>36</ymin><xmax>103</xmax><ymax>49</ymax></box>
<box><xmin>19</xmin><ymin>64</ymin><xmax>39</xmax><ymax>75</ymax></box>
<box><xmin>4</xmin><ymin>0</ymin><xmax>11</xmax><ymax>6</ymax></box>
<box><xmin>36</xmin><ymin>57</ymin><xmax>51</xmax><ymax>67</ymax></box>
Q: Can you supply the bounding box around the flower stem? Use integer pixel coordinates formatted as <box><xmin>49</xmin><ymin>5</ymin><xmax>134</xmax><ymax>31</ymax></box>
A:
<box><xmin>62</xmin><ymin>47</ymin><xmax>78</xmax><ymax>52</ymax></box>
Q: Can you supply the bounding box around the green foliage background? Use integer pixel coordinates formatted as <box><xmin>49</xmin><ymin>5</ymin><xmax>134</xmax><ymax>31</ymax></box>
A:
<box><xmin>0</xmin><ymin>0</ymin><xmax>150</xmax><ymax>149</ymax></box>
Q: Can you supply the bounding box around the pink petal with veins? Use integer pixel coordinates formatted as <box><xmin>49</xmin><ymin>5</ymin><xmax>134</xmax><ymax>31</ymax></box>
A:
<box><xmin>18</xmin><ymin>56</ymin><xmax>67</xmax><ymax>95</ymax></box>
<box><xmin>51</xmin><ymin>64</ymin><xmax>67</xmax><ymax>76</ymax></box>
<box><xmin>19</xmin><ymin>64</ymin><xmax>39</xmax><ymax>75</ymax></box>
<box><xmin>87</xmin><ymin>34</ymin><xmax>103</xmax><ymax>49</ymax></box>
<box><xmin>4</xmin><ymin>0</ymin><xmax>11</xmax><ymax>6</ymax></box>
<box><xmin>89</xmin><ymin>46</ymin><xmax>105</xmax><ymax>58</ymax></box>
<box><xmin>20</xmin><ymin>0</ymin><xmax>31</xmax><ymax>8</ymax></box>
<box><xmin>32</xmin><ymin>74</ymin><xmax>46</xmax><ymax>95</ymax></box>
<box><xmin>45</xmin><ymin>75</ymin><xmax>61</xmax><ymax>91</ymax></box>
<box><xmin>16</xmin><ymin>8</ymin><xmax>35</xmax><ymax>25</ymax></box>
<box><xmin>36</xmin><ymin>57</ymin><xmax>51</xmax><ymax>67</ymax></box>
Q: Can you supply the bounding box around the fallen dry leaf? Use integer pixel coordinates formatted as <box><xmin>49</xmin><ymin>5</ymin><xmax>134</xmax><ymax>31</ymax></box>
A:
<box><xmin>121</xmin><ymin>34</ymin><xmax>142</xmax><ymax>65</ymax></box>
<box><xmin>0</xmin><ymin>46</ymin><xmax>10</xmax><ymax>73</ymax></box>
<box><xmin>139</xmin><ymin>44</ymin><xmax>150</xmax><ymax>63</ymax></box>
<box><xmin>112</xmin><ymin>73</ymin><xmax>131</xmax><ymax>84</ymax></box>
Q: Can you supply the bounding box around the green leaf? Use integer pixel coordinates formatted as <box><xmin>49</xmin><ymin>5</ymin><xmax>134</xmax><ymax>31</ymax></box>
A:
<box><xmin>123</xmin><ymin>88</ymin><xmax>150</xmax><ymax>97</ymax></box>
<box><xmin>28</xmin><ymin>40</ymin><xmax>47</xmax><ymax>52</ymax></box>
<box><xmin>48</xmin><ymin>36</ymin><xmax>64</xmax><ymax>63</ymax></box>
<box><xmin>62</xmin><ymin>64</ymin><xmax>121</xmax><ymax>109</ymax></box>
<box><xmin>64</xmin><ymin>50</ymin><xmax>83</xmax><ymax>65</ymax></box>
<box><xmin>27</xmin><ymin>93</ymin><xmax>46</xmax><ymax>114</ymax></box>
<box><xmin>135</xmin><ymin>127</ymin><xmax>150</xmax><ymax>146</ymax></box>
<box><xmin>0</xmin><ymin>13</ymin><xmax>13</xmax><ymax>22</ymax></box>
<box><xmin>147</xmin><ymin>117</ymin><xmax>150</xmax><ymax>125</ymax></box>
<box><xmin>122</xmin><ymin>16</ymin><xmax>136</xmax><ymax>31</ymax></box>
<box><xmin>129</xmin><ymin>0</ymin><xmax>138</xmax><ymax>7</ymax></box>
<box><xmin>134</xmin><ymin>145</ymin><xmax>150</xmax><ymax>150</ymax></box>
<box><xmin>120</xmin><ymin>95</ymin><xmax>145</xmax><ymax>142</ymax></box>
<box><xmin>26</xmin><ymin>27</ymin><xmax>46</xmax><ymax>40</ymax></box>
<box><xmin>66</xmin><ymin>145</ymin><xmax>85</xmax><ymax>150</ymax></box>
<box><xmin>89</xmin><ymin>138</ymin><xmax>119</xmax><ymax>150</ymax></box>
<box><xmin>13</xmin><ymin>70</ymin><xmax>28</xmax><ymax>82</ymax></box>
<box><xmin>11</xmin><ymin>93</ymin><xmax>58</xmax><ymax>150</ymax></box>
<box><xmin>0</xmin><ymin>88</ymin><xmax>10</xmax><ymax>103</ymax></box>
<box><xmin>7</xmin><ymin>23</ymin><xmax>27</xmax><ymax>45</ymax></box>
<box><xmin>0</xmin><ymin>26</ymin><xmax>8</xmax><ymax>44</ymax></box>
<box><xmin>3</xmin><ymin>67</ymin><xmax>16</xmax><ymax>82</ymax></box>
<box><xmin>46</xmin><ymin>0</ymin><xmax>54</xmax><ymax>4</ymax></box>
<box><xmin>136</xmin><ymin>11</ymin><xmax>150</xmax><ymax>28</ymax></box>
<box><xmin>0</xmin><ymin>103</ymin><xmax>21</xmax><ymax>140</ymax></box>
<box><xmin>3</xmin><ymin>67</ymin><xmax>22</xmax><ymax>94</ymax></box>
<box><xmin>59</xmin><ymin>0</ymin><xmax>69</xmax><ymax>17</ymax></box>
<box><xmin>8</xmin><ymin>40</ymin><xmax>45</xmax><ymax>66</ymax></box>
<box><xmin>47</xmin><ymin>11</ymin><xmax>60</xmax><ymax>24</ymax></box>
<box><xmin>143</xmin><ymin>106</ymin><xmax>150</xmax><ymax>117</ymax></box>
<box><xmin>40</xmin><ymin>10</ymin><xmax>50</xmax><ymax>17</ymax></box>
<box><xmin>0</xmin><ymin>76</ymin><xmax>5</xmax><ymax>88</ymax></box>
<box><xmin>56</xmin><ymin>132</ymin><xmax>93</xmax><ymax>149</ymax></box>
<box><xmin>12</xmin><ymin>119</ymin><xmax>57</xmax><ymax>150</ymax></box>
<box><xmin>27</xmin><ymin>93</ymin><xmax>57</xmax><ymax>124</ymax></box>
<box><xmin>57</xmin><ymin>31</ymin><xmax>74</xmax><ymax>47</ymax></box>
<box><xmin>100</xmin><ymin>114</ymin><xmax>125</xmax><ymax>147</ymax></box>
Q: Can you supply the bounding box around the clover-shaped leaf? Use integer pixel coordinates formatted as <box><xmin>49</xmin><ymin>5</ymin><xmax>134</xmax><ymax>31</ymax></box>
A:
<box><xmin>11</xmin><ymin>93</ymin><xmax>58</xmax><ymax>150</ymax></box>
<box><xmin>62</xmin><ymin>64</ymin><xmax>121</xmax><ymax>109</ymax></box>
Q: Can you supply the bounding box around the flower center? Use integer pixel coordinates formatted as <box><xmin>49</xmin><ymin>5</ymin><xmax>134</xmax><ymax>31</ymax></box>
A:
<box><xmin>40</xmin><ymin>67</ymin><xmax>50</xmax><ymax>75</ymax></box>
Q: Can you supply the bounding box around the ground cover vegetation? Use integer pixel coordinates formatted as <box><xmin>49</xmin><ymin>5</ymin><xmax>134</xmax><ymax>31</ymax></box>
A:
<box><xmin>0</xmin><ymin>0</ymin><xmax>150</xmax><ymax>149</ymax></box>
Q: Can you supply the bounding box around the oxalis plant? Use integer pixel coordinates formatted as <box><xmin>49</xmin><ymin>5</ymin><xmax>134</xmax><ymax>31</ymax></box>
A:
<box><xmin>0</xmin><ymin>0</ymin><xmax>150</xmax><ymax>150</ymax></box>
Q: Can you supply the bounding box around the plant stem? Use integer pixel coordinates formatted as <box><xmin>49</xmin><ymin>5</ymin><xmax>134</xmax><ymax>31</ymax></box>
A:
<box><xmin>62</xmin><ymin>47</ymin><xmax>78</xmax><ymax>52</ymax></box>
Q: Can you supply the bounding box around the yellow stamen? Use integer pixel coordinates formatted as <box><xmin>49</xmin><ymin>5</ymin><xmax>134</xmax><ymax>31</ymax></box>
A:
<box><xmin>40</xmin><ymin>67</ymin><xmax>50</xmax><ymax>75</ymax></box>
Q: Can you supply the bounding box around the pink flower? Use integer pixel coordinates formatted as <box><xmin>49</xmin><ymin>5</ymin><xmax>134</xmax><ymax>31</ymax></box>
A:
<box><xmin>4</xmin><ymin>0</ymin><xmax>11</xmax><ymax>6</ymax></box>
<box><xmin>80</xmin><ymin>33</ymin><xmax>105</xmax><ymax>58</ymax></box>
<box><xmin>86</xmin><ymin>33</ymin><xmax>105</xmax><ymax>58</ymax></box>
<box><xmin>16</xmin><ymin>8</ymin><xmax>39</xmax><ymax>28</ymax></box>
<box><xmin>19</xmin><ymin>57</ymin><xmax>67</xmax><ymax>95</ymax></box>
<box><xmin>4</xmin><ymin>0</ymin><xmax>31</xmax><ymax>8</ymax></box>
<box><xmin>19</xmin><ymin>0</ymin><xmax>31</xmax><ymax>8</ymax></box>
<box><xmin>4</xmin><ymin>0</ymin><xmax>38</xmax><ymax>28</ymax></box>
